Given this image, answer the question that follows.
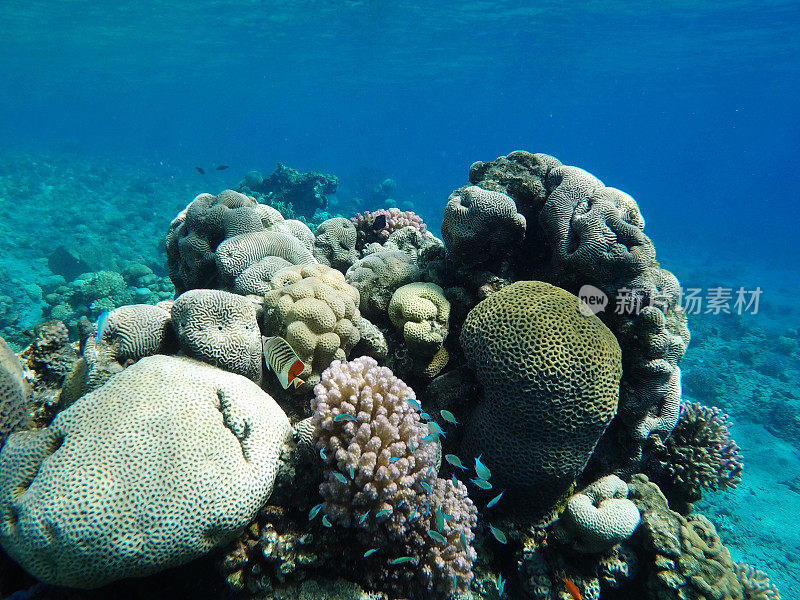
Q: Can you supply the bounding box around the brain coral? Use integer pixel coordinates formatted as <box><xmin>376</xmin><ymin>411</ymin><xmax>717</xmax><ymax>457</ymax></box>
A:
<box><xmin>311</xmin><ymin>356</ymin><xmax>477</xmax><ymax>597</ymax></box>
<box><xmin>0</xmin><ymin>336</ymin><xmax>29</xmax><ymax>448</ymax></box>
<box><xmin>441</xmin><ymin>185</ymin><xmax>526</xmax><ymax>267</ymax></box>
<box><xmin>313</xmin><ymin>217</ymin><xmax>358</xmax><ymax>271</ymax></box>
<box><xmin>215</xmin><ymin>230</ymin><xmax>316</xmax><ymax>287</ymax></box>
<box><xmin>627</xmin><ymin>473</ymin><xmax>744</xmax><ymax>600</ymax></box>
<box><xmin>171</xmin><ymin>289</ymin><xmax>262</xmax><ymax>381</ymax></box>
<box><xmin>166</xmin><ymin>190</ymin><xmax>263</xmax><ymax>293</ymax></box>
<box><xmin>346</xmin><ymin>250</ymin><xmax>421</xmax><ymax>320</ymax></box>
<box><xmin>0</xmin><ymin>355</ymin><xmax>291</xmax><ymax>588</ymax></box>
<box><xmin>552</xmin><ymin>475</ymin><xmax>641</xmax><ymax>553</ymax></box>
<box><xmin>262</xmin><ymin>265</ymin><xmax>362</xmax><ymax>391</ymax></box>
<box><xmin>388</xmin><ymin>282</ymin><xmax>450</xmax><ymax>357</ymax></box>
<box><xmin>460</xmin><ymin>280</ymin><xmax>621</xmax><ymax>522</ymax></box>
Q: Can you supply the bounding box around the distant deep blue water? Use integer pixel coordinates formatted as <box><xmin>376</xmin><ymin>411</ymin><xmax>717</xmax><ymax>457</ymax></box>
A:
<box><xmin>2</xmin><ymin>1</ymin><xmax>799</xmax><ymax>263</ymax></box>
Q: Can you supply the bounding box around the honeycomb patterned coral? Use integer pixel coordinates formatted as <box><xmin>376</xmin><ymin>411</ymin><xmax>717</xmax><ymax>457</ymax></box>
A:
<box><xmin>460</xmin><ymin>280</ymin><xmax>621</xmax><ymax>521</ymax></box>
<box><xmin>262</xmin><ymin>265</ymin><xmax>362</xmax><ymax>391</ymax></box>
<box><xmin>0</xmin><ymin>336</ymin><xmax>29</xmax><ymax>447</ymax></box>
<box><xmin>346</xmin><ymin>250</ymin><xmax>421</xmax><ymax>319</ymax></box>
<box><xmin>0</xmin><ymin>355</ymin><xmax>291</xmax><ymax>589</ymax></box>
<box><xmin>553</xmin><ymin>475</ymin><xmax>641</xmax><ymax>553</ymax></box>
<box><xmin>388</xmin><ymin>282</ymin><xmax>450</xmax><ymax>358</ymax></box>
<box><xmin>441</xmin><ymin>185</ymin><xmax>526</xmax><ymax>266</ymax></box>
<box><xmin>171</xmin><ymin>289</ymin><xmax>263</xmax><ymax>381</ymax></box>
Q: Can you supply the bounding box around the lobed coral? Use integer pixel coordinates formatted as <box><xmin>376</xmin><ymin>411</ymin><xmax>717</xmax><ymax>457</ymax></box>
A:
<box><xmin>311</xmin><ymin>356</ymin><xmax>477</xmax><ymax>597</ymax></box>
<box><xmin>313</xmin><ymin>217</ymin><xmax>358</xmax><ymax>272</ymax></box>
<box><xmin>734</xmin><ymin>562</ymin><xmax>781</xmax><ymax>600</ymax></box>
<box><xmin>460</xmin><ymin>280</ymin><xmax>622</xmax><ymax>522</ymax></box>
<box><xmin>652</xmin><ymin>401</ymin><xmax>744</xmax><ymax>503</ymax></box>
<box><xmin>346</xmin><ymin>250</ymin><xmax>421</xmax><ymax>320</ymax></box>
<box><xmin>0</xmin><ymin>355</ymin><xmax>291</xmax><ymax>589</ymax></box>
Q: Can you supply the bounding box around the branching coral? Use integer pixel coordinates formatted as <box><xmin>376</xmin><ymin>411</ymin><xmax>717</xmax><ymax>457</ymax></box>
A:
<box><xmin>653</xmin><ymin>401</ymin><xmax>744</xmax><ymax>502</ymax></box>
<box><xmin>734</xmin><ymin>562</ymin><xmax>781</xmax><ymax>600</ymax></box>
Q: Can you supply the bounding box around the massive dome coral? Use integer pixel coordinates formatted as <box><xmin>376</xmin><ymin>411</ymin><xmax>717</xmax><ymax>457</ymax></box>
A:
<box><xmin>460</xmin><ymin>280</ymin><xmax>621</xmax><ymax>521</ymax></box>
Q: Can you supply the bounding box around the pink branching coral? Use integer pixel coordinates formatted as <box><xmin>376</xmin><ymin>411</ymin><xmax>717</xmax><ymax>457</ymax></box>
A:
<box><xmin>311</xmin><ymin>356</ymin><xmax>477</xmax><ymax>597</ymax></box>
<box><xmin>352</xmin><ymin>208</ymin><xmax>427</xmax><ymax>241</ymax></box>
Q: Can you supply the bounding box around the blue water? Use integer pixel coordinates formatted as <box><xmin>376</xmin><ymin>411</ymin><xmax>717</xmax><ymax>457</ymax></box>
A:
<box><xmin>1</xmin><ymin>1</ymin><xmax>799</xmax><ymax>598</ymax></box>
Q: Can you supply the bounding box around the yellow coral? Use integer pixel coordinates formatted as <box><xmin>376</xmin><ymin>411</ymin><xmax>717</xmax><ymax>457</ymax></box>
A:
<box><xmin>388</xmin><ymin>282</ymin><xmax>450</xmax><ymax>357</ymax></box>
<box><xmin>262</xmin><ymin>265</ymin><xmax>361</xmax><ymax>391</ymax></box>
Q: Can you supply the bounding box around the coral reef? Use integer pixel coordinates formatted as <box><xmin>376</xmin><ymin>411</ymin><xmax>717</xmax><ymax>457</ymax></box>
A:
<box><xmin>460</xmin><ymin>280</ymin><xmax>622</xmax><ymax>521</ymax></box>
<box><xmin>313</xmin><ymin>217</ymin><xmax>358</xmax><ymax>272</ymax></box>
<box><xmin>734</xmin><ymin>562</ymin><xmax>781</xmax><ymax>600</ymax></box>
<box><xmin>651</xmin><ymin>401</ymin><xmax>744</xmax><ymax>504</ymax></box>
<box><xmin>0</xmin><ymin>355</ymin><xmax>291</xmax><ymax>589</ymax></box>
<box><xmin>311</xmin><ymin>356</ymin><xmax>477</xmax><ymax>597</ymax></box>
<box><xmin>0</xmin><ymin>336</ymin><xmax>29</xmax><ymax>448</ymax></box>
<box><xmin>346</xmin><ymin>250</ymin><xmax>421</xmax><ymax>320</ymax></box>
<box><xmin>352</xmin><ymin>208</ymin><xmax>427</xmax><ymax>250</ymax></box>
<box><xmin>262</xmin><ymin>264</ymin><xmax>363</xmax><ymax>392</ymax></box>
<box><xmin>240</xmin><ymin>163</ymin><xmax>339</xmax><ymax>218</ymax></box>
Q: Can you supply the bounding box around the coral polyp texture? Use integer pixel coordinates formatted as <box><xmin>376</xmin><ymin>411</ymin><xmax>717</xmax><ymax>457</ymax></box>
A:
<box><xmin>441</xmin><ymin>185</ymin><xmax>526</xmax><ymax>267</ymax></box>
<box><xmin>311</xmin><ymin>356</ymin><xmax>477</xmax><ymax>597</ymax></box>
<box><xmin>0</xmin><ymin>336</ymin><xmax>30</xmax><ymax>448</ymax></box>
<box><xmin>653</xmin><ymin>400</ymin><xmax>744</xmax><ymax>502</ymax></box>
<box><xmin>346</xmin><ymin>250</ymin><xmax>421</xmax><ymax>319</ymax></box>
<box><xmin>459</xmin><ymin>151</ymin><xmax>689</xmax><ymax>471</ymax></box>
<box><xmin>552</xmin><ymin>474</ymin><xmax>641</xmax><ymax>553</ymax></box>
<box><xmin>0</xmin><ymin>355</ymin><xmax>291</xmax><ymax>589</ymax></box>
<box><xmin>460</xmin><ymin>280</ymin><xmax>622</xmax><ymax>521</ymax></box>
<box><xmin>313</xmin><ymin>217</ymin><xmax>358</xmax><ymax>271</ymax></box>
<box><xmin>262</xmin><ymin>264</ymin><xmax>362</xmax><ymax>391</ymax></box>
<box><xmin>171</xmin><ymin>289</ymin><xmax>263</xmax><ymax>381</ymax></box>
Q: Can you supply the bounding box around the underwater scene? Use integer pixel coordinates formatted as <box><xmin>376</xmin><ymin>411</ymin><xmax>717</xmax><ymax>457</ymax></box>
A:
<box><xmin>1</xmin><ymin>1</ymin><xmax>799</xmax><ymax>599</ymax></box>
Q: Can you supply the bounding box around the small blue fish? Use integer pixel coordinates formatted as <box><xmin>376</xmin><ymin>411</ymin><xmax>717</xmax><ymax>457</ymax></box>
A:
<box><xmin>358</xmin><ymin>511</ymin><xmax>370</xmax><ymax>525</ymax></box>
<box><xmin>475</xmin><ymin>454</ymin><xmax>491</xmax><ymax>481</ymax></box>
<box><xmin>497</xmin><ymin>574</ymin><xmax>506</xmax><ymax>596</ymax></box>
<box><xmin>406</xmin><ymin>398</ymin><xmax>422</xmax><ymax>411</ymax></box>
<box><xmin>319</xmin><ymin>447</ymin><xmax>326</xmax><ymax>460</ymax></box>
<box><xmin>349</xmin><ymin>465</ymin><xmax>355</xmax><ymax>479</ymax></box>
<box><xmin>409</xmin><ymin>505</ymin><xmax>419</xmax><ymax>520</ymax></box>
<box><xmin>441</xmin><ymin>511</ymin><xmax>454</xmax><ymax>521</ymax></box>
<box><xmin>435</xmin><ymin>508</ymin><xmax>445</xmax><ymax>532</ymax></box>
<box><xmin>421</xmin><ymin>481</ymin><xmax>432</xmax><ymax>494</ymax></box>
<box><xmin>397</xmin><ymin>499</ymin><xmax>405</xmax><ymax>508</ymax></box>
<box><xmin>451</xmin><ymin>473</ymin><xmax>459</xmax><ymax>487</ymax></box>
<box><xmin>332</xmin><ymin>472</ymin><xmax>348</xmax><ymax>484</ymax></box>
<box><xmin>375</xmin><ymin>509</ymin><xmax>392</xmax><ymax>518</ymax></box>
<box><xmin>94</xmin><ymin>311</ymin><xmax>110</xmax><ymax>343</ymax></box>
<box><xmin>445</xmin><ymin>454</ymin><xmax>468</xmax><ymax>470</ymax></box>
<box><xmin>389</xmin><ymin>457</ymin><xmax>400</xmax><ymax>463</ymax></box>
<box><xmin>489</xmin><ymin>524</ymin><xmax>507</xmax><ymax>544</ymax></box>
<box><xmin>453</xmin><ymin>573</ymin><xmax>458</xmax><ymax>590</ymax></box>
<box><xmin>428</xmin><ymin>529</ymin><xmax>447</xmax><ymax>544</ymax></box>
<box><xmin>420</xmin><ymin>411</ymin><xmax>431</xmax><ymax>421</ymax></box>
<box><xmin>427</xmin><ymin>465</ymin><xmax>435</xmax><ymax>476</ymax></box>
<box><xmin>421</xmin><ymin>434</ymin><xmax>438</xmax><ymax>443</ymax></box>
<box><xmin>471</xmin><ymin>477</ymin><xmax>492</xmax><ymax>490</ymax></box>
<box><xmin>487</xmin><ymin>491</ymin><xmax>504</xmax><ymax>508</ymax></box>
<box><xmin>363</xmin><ymin>548</ymin><xmax>379</xmax><ymax>558</ymax></box>
<box><xmin>460</xmin><ymin>531</ymin><xmax>468</xmax><ymax>551</ymax></box>
<box><xmin>409</xmin><ymin>436</ymin><xmax>416</xmax><ymax>453</ymax></box>
<box><xmin>334</xmin><ymin>413</ymin><xmax>357</xmax><ymax>422</ymax></box>
<box><xmin>308</xmin><ymin>503</ymin><xmax>323</xmax><ymax>520</ymax></box>
<box><xmin>322</xmin><ymin>515</ymin><xmax>332</xmax><ymax>527</ymax></box>
<box><xmin>424</xmin><ymin>503</ymin><xmax>430</xmax><ymax>516</ymax></box>
<box><xmin>427</xmin><ymin>422</ymin><xmax>446</xmax><ymax>438</ymax></box>
<box><xmin>389</xmin><ymin>556</ymin><xmax>416</xmax><ymax>565</ymax></box>
<box><xmin>440</xmin><ymin>409</ymin><xmax>458</xmax><ymax>425</ymax></box>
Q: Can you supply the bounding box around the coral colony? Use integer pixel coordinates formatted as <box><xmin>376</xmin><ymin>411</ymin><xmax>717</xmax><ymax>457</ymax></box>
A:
<box><xmin>0</xmin><ymin>152</ymin><xmax>779</xmax><ymax>599</ymax></box>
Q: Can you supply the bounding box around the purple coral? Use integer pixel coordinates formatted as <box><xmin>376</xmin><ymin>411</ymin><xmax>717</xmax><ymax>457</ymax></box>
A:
<box><xmin>311</xmin><ymin>356</ymin><xmax>477</xmax><ymax>597</ymax></box>
<box><xmin>352</xmin><ymin>208</ymin><xmax>427</xmax><ymax>241</ymax></box>
<box><xmin>656</xmin><ymin>401</ymin><xmax>744</xmax><ymax>499</ymax></box>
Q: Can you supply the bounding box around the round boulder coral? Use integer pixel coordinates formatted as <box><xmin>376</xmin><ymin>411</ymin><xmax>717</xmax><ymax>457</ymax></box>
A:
<box><xmin>441</xmin><ymin>185</ymin><xmax>526</xmax><ymax>267</ymax></box>
<box><xmin>460</xmin><ymin>280</ymin><xmax>621</xmax><ymax>521</ymax></box>
<box><xmin>313</xmin><ymin>217</ymin><xmax>358</xmax><ymax>271</ymax></box>
<box><xmin>262</xmin><ymin>265</ymin><xmax>362</xmax><ymax>391</ymax></box>
<box><xmin>0</xmin><ymin>355</ymin><xmax>291</xmax><ymax>589</ymax></box>
<box><xmin>0</xmin><ymin>336</ymin><xmax>29</xmax><ymax>448</ymax></box>
<box><xmin>346</xmin><ymin>250</ymin><xmax>421</xmax><ymax>320</ymax></box>
<box><xmin>171</xmin><ymin>289</ymin><xmax>262</xmax><ymax>381</ymax></box>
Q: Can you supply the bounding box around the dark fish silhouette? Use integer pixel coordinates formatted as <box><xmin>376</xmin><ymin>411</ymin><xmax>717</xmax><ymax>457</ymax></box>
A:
<box><xmin>215</xmin><ymin>165</ymin><xmax>229</xmax><ymax>171</ymax></box>
<box><xmin>195</xmin><ymin>166</ymin><xmax>205</xmax><ymax>174</ymax></box>
<box><xmin>372</xmin><ymin>214</ymin><xmax>387</xmax><ymax>230</ymax></box>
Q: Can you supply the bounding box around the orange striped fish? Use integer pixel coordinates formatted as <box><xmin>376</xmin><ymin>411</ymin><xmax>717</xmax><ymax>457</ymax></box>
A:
<box><xmin>262</xmin><ymin>336</ymin><xmax>306</xmax><ymax>389</ymax></box>
<box><xmin>562</xmin><ymin>577</ymin><xmax>582</xmax><ymax>600</ymax></box>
